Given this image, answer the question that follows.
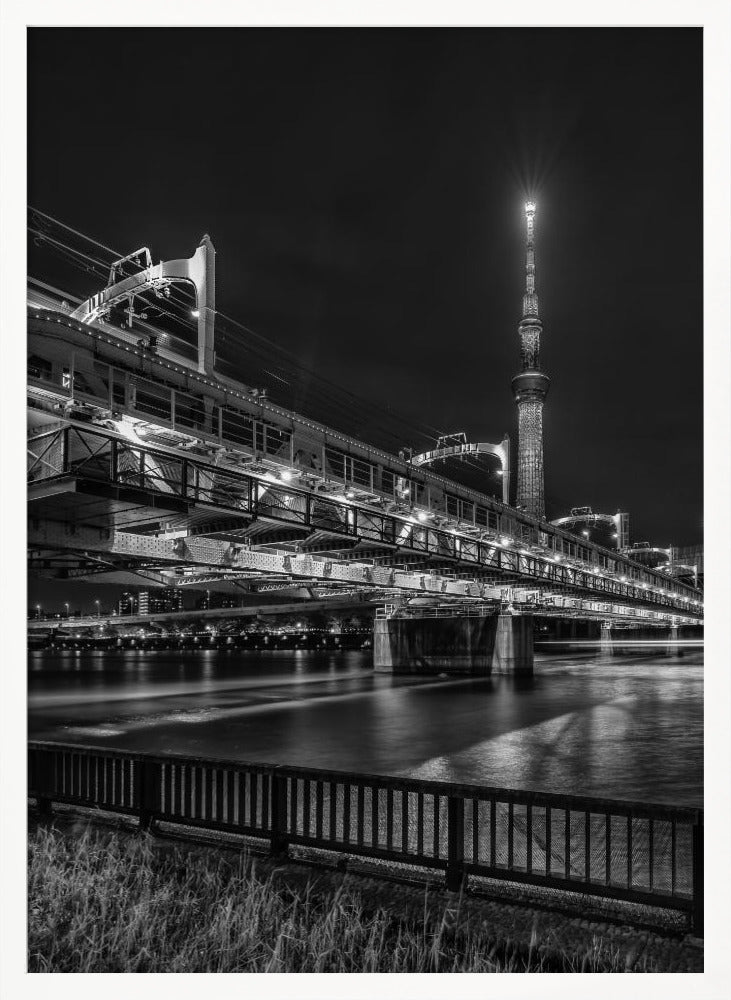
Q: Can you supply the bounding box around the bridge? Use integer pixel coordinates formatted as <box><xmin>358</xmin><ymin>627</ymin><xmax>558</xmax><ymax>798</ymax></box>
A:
<box><xmin>27</xmin><ymin>227</ymin><xmax>703</xmax><ymax>675</ymax></box>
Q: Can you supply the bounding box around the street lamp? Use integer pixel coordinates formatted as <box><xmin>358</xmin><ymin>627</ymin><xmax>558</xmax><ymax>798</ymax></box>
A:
<box><xmin>64</xmin><ymin>602</ymin><xmax>69</xmax><ymax>618</ymax></box>
<box><xmin>95</xmin><ymin>600</ymin><xmax>101</xmax><ymax>617</ymax></box>
<box><xmin>36</xmin><ymin>604</ymin><xmax>42</xmax><ymax>620</ymax></box>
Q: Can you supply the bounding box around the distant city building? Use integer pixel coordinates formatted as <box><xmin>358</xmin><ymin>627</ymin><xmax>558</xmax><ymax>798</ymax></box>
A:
<box><xmin>196</xmin><ymin>592</ymin><xmax>240</xmax><ymax>610</ymax></box>
<box><xmin>138</xmin><ymin>587</ymin><xmax>184</xmax><ymax>615</ymax></box>
<box><xmin>118</xmin><ymin>591</ymin><xmax>138</xmax><ymax>615</ymax></box>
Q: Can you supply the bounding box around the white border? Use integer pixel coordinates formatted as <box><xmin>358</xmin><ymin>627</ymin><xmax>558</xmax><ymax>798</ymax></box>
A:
<box><xmin>2</xmin><ymin>3</ymin><xmax>729</xmax><ymax>998</ymax></box>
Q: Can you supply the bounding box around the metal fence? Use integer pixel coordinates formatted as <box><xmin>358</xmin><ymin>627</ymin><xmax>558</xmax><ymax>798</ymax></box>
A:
<box><xmin>28</xmin><ymin>741</ymin><xmax>703</xmax><ymax>934</ymax></box>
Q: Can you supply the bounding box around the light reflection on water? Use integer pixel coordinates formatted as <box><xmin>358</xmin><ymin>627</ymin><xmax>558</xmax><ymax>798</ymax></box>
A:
<box><xmin>28</xmin><ymin>648</ymin><xmax>702</xmax><ymax>807</ymax></box>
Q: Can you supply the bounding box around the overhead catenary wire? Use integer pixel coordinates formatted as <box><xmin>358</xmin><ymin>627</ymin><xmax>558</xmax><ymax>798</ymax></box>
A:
<box><xmin>27</xmin><ymin>210</ymin><xmax>440</xmax><ymax>434</ymax></box>
<box><xmin>28</xmin><ymin>208</ymin><xmax>510</xmax><ymax>466</ymax></box>
<box><xmin>28</xmin><ymin>216</ymin><xmax>201</xmax><ymax>336</ymax></box>
<box><xmin>28</xmin><ymin>213</ymin><xmax>508</xmax><ymax>467</ymax></box>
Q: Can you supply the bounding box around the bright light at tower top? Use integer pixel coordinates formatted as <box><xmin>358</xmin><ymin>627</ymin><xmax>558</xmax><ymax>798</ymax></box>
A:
<box><xmin>525</xmin><ymin>201</ymin><xmax>536</xmax><ymax>216</ymax></box>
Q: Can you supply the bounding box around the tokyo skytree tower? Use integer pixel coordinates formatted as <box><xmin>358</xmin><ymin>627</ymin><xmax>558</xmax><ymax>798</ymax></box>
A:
<box><xmin>512</xmin><ymin>201</ymin><xmax>550</xmax><ymax>519</ymax></box>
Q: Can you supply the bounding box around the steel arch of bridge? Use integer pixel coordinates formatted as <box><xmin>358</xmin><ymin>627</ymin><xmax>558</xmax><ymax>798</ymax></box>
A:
<box><xmin>411</xmin><ymin>437</ymin><xmax>511</xmax><ymax>505</ymax></box>
<box><xmin>70</xmin><ymin>236</ymin><xmax>216</xmax><ymax>374</ymax></box>
<box><xmin>551</xmin><ymin>509</ymin><xmax>630</xmax><ymax>550</ymax></box>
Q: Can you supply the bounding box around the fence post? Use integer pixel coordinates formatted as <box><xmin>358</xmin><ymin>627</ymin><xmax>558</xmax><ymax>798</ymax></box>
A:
<box><xmin>691</xmin><ymin>813</ymin><xmax>704</xmax><ymax>937</ymax></box>
<box><xmin>446</xmin><ymin>795</ymin><xmax>465</xmax><ymax>892</ymax></box>
<box><xmin>61</xmin><ymin>426</ymin><xmax>69</xmax><ymax>473</ymax></box>
<box><xmin>270</xmin><ymin>768</ymin><xmax>289</xmax><ymax>859</ymax></box>
<box><xmin>34</xmin><ymin>748</ymin><xmax>54</xmax><ymax>821</ymax></box>
<box><xmin>138</xmin><ymin>757</ymin><xmax>158</xmax><ymax>833</ymax></box>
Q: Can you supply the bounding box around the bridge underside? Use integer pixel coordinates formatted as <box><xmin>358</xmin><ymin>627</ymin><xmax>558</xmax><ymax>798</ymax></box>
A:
<box><xmin>28</xmin><ymin>514</ymin><xmax>698</xmax><ymax>630</ymax></box>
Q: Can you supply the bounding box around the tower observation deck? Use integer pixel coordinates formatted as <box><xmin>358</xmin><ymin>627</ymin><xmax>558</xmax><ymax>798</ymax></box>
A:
<box><xmin>512</xmin><ymin>201</ymin><xmax>550</xmax><ymax>519</ymax></box>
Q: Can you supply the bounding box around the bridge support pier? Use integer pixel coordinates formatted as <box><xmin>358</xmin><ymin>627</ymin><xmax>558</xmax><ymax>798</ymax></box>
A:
<box><xmin>373</xmin><ymin>613</ymin><xmax>533</xmax><ymax>676</ymax></box>
<box><xmin>666</xmin><ymin>624</ymin><xmax>679</xmax><ymax>657</ymax></box>
<box><xmin>600</xmin><ymin>622</ymin><xmax>614</xmax><ymax>659</ymax></box>
<box><xmin>492</xmin><ymin>614</ymin><xmax>534</xmax><ymax>675</ymax></box>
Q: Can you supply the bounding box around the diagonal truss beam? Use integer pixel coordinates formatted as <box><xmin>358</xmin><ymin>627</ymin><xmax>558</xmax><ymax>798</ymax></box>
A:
<box><xmin>27</xmin><ymin>520</ymin><xmax>701</xmax><ymax>626</ymax></box>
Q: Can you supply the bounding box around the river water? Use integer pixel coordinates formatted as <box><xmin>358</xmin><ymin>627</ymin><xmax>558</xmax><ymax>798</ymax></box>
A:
<box><xmin>28</xmin><ymin>647</ymin><xmax>703</xmax><ymax>807</ymax></box>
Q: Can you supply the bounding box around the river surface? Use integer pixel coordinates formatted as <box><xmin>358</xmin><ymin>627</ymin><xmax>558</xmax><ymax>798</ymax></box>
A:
<box><xmin>28</xmin><ymin>647</ymin><xmax>703</xmax><ymax>807</ymax></box>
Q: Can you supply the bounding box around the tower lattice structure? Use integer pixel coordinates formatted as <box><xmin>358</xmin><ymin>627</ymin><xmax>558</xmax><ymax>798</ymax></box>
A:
<box><xmin>512</xmin><ymin>201</ymin><xmax>550</xmax><ymax>519</ymax></box>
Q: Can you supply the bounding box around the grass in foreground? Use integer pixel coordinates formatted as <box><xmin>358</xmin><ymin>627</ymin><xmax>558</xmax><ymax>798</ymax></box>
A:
<box><xmin>29</xmin><ymin>822</ymin><xmax>647</xmax><ymax>973</ymax></box>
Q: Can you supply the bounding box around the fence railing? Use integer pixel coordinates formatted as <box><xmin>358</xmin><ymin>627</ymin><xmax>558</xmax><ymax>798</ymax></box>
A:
<box><xmin>28</xmin><ymin>741</ymin><xmax>703</xmax><ymax>934</ymax></box>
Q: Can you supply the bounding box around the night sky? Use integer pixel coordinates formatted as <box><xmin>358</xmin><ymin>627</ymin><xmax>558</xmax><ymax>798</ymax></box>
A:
<box><xmin>28</xmin><ymin>27</ymin><xmax>702</xmax><ymax>565</ymax></box>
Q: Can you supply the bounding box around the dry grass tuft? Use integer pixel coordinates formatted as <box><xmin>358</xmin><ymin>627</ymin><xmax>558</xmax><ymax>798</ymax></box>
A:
<box><xmin>28</xmin><ymin>823</ymin><xmax>648</xmax><ymax>973</ymax></box>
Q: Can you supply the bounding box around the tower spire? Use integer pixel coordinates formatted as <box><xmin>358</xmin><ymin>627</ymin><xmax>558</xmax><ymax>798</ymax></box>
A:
<box><xmin>523</xmin><ymin>200</ymin><xmax>538</xmax><ymax>319</ymax></box>
<box><xmin>512</xmin><ymin>201</ymin><xmax>550</xmax><ymax>518</ymax></box>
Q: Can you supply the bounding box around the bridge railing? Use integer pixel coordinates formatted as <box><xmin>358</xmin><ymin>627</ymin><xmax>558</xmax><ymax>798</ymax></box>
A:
<box><xmin>28</xmin><ymin>741</ymin><xmax>703</xmax><ymax>934</ymax></box>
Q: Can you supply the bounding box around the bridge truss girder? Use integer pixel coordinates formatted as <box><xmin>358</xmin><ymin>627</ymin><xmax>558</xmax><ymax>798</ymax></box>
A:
<box><xmin>27</xmin><ymin>420</ymin><xmax>703</xmax><ymax>621</ymax></box>
<box><xmin>27</xmin><ymin>519</ymin><xmax>700</xmax><ymax>627</ymax></box>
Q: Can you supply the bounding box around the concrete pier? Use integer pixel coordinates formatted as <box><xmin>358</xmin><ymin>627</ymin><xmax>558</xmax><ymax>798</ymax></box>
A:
<box><xmin>600</xmin><ymin>623</ymin><xmax>613</xmax><ymax>660</ymax></box>
<box><xmin>597</xmin><ymin>622</ymin><xmax>702</xmax><ymax>657</ymax></box>
<box><xmin>373</xmin><ymin>613</ymin><xmax>533</xmax><ymax>676</ymax></box>
<box><xmin>665</xmin><ymin>624</ymin><xmax>679</xmax><ymax>657</ymax></box>
<box><xmin>492</xmin><ymin>614</ymin><xmax>534</xmax><ymax>675</ymax></box>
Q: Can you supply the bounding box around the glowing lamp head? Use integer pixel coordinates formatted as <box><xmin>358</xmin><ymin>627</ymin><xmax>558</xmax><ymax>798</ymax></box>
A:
<box><xmin>525</xmin><ymin>201</ymin><xmax>536</xmax><ymax>217</ymax></box>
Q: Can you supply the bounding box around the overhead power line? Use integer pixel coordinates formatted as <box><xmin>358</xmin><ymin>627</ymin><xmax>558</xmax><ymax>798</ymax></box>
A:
<box><xmin>27</xmin><ymin>208</ymin><xmax>451</xmax><ymax>455</ymax></box>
